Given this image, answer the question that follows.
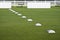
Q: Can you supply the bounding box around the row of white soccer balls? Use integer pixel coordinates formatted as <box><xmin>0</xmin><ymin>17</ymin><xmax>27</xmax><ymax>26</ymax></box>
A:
<box><xmin>9</xmin><ymin>9</ymin><xmax>56</xmax><ymax>34</ymax></box>
<box><xmin>9</xmin><ymin>9</ymin><xmax>42</xmax><ymax>26</ymax></box>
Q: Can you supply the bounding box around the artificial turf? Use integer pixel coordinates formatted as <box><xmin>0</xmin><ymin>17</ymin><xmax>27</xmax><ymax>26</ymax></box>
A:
<box><xmin>0</xmin><ymin>7</ymin><xmax>60</xmax><ymax>40</ymax></box>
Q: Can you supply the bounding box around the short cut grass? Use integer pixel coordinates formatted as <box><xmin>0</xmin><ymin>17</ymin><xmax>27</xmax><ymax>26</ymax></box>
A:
<box><xmin>0</xmin><ymin>6</ymin><xmax>60</xmax><ymax>40</ymax></box>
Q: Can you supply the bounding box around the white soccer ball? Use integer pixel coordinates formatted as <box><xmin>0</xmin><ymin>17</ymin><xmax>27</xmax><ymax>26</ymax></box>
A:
<box><xmin>9</xmin><ymin>9</ymin><xmax>16</xmax><ymax>12</ymax></box>
<box><xmin>15</xmin><ymin>12</ymin><xmax>18</xmax><ymax>14</ymax></box>
<box><xmin>35</xmin><ymin>23</ymin><xmax>42</xmax><ymax>26</ymax></box>
<box><xmin>21</xmin><ymin>16</ymin><xmax>26</xmax><ymax>18</ymax></box>
<box><xmin>12</xmin><ymin>10</ymin><xmax>15</xmax><ymax>12</ymax></box>
<box><xmin>17</xmin><ymin>14</ymin><xmax>22</xmax><ymax>16</ymax></box>
<box><xmin>47</xmin><ymin>30</ymin><xmax>56</xmax><ymax>33</ymax></box>
<box><xmin>9</xmin><ymin>9</ymin><xmax>14</xmax><ymax>12</ymax></box>
<box><xmin>27</xmin><ymin>19</ymin><xmax>33</xmax><ymax>22</ymax></box>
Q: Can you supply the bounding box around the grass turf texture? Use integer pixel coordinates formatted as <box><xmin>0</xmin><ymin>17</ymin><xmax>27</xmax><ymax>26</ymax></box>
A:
<box><xmin>0</xmin><ymin>7</ymin><xmax>60</xmax><ymax>40</ymax></box>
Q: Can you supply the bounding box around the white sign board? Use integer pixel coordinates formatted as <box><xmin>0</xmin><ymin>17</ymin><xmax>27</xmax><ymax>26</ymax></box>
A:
<box><xmin>27</xmin><ymin>2</ymin><xmax>51</xmax><ymax>8</ymax></box>
<box><xmin>0</xmin><ymin>2</ymin><xmax>11</xmax><ymax>8</ymax></box>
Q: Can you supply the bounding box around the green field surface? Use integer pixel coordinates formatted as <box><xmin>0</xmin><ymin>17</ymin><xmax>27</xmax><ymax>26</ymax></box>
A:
<box><xmin>0</xmin><ymin>7</ymin><xmax>60</xmax><ymax>40</ymax></box>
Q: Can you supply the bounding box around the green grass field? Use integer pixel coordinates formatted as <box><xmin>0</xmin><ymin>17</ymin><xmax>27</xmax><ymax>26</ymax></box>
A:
<box><xmin>0</xmin><ymin>7</ymin><xmax>60</xmax><ymax>40</ymax></box>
